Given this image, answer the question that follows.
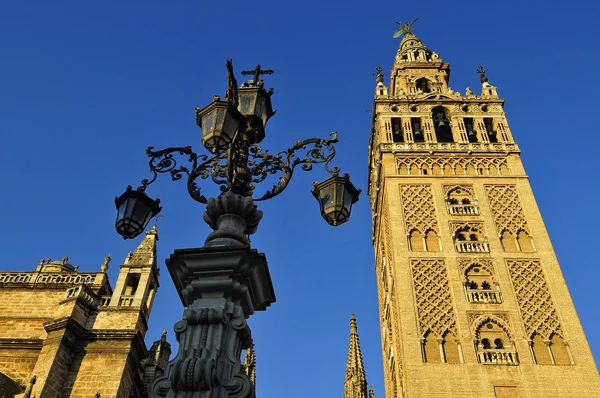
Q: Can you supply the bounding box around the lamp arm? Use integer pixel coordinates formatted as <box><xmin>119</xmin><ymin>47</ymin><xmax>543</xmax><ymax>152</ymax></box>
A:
<box><xmin>250</xmin><ymin>132</ymin><xmax>341</xmax><ymax>201</ymax></box>
<box><xmin>141</xmin><ymin>146</ymin><xmax>227</xmax><ymax>204</ymax></box>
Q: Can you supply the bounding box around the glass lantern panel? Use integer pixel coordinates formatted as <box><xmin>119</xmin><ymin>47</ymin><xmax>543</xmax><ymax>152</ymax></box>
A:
<box><xmin>335</xmin><ymin>182</ymin><xmax>345</xmax><ymax>210</ymax></box>
<box><xmin>222</xmin><ymin>110</ymin><xmax>240</xmax><ymax>140</ymax></box>
<box><xmin>132</xmin><ymin>200</ymin><xmax>151</xmax><ymax>227</ymax></box>
<box><xmin>117</xmin><ymin>200</ymin><xmax>128</xmax><ymax>221</ymax></box>
<box><xmin>320</xmin><ymin>185</ymin><xmax>336</xmax><ymax>212</ymax></box>
<box><xmin>238</xmin><ymin>92</ymin><xmax>256</xmax><ymax>116</ymax></box>
<box><xmin>255</xmin><ymin>95</ymin><xmax>267</xmax><ymax>124</ymax></box>
<box><xmin>125</xmin><ymin>196</ymin><xmax>137</xmax><ymax>219</ymax></box>
<box><xmin>214</xmin><ymin>108</ymin><xmax>226</xmax><ymax>132</ymax></box>
<box><xmin>202</xmin><ymin>111</ymin><xmax>216</xmax><ymax>133</ymax></box>
<box><xmin>343</xmin><ymin>185</ymin><xmax>355</xmax><ymax>209</ymax></box>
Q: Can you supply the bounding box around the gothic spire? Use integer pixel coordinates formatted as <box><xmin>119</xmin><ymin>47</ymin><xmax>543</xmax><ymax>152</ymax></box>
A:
<box><xmin>125</xmin><ymin>225</ymin><xmax>158</xmax><ymax>266</ymax></box>
<box><xmin>344</xmin><ymin>313</ymin><xmax>371</xmax><ymax>398</ymax></box>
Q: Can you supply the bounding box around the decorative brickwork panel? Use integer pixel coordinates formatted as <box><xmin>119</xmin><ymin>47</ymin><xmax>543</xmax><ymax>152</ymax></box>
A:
<box><xmin>411</xmin><ymin>259</ymin><xmax>457</xmax><ymax>338</ymax></box>
<box><xmin>485</xmin><ymin>185</ymin><xmax>530</xmax><ymax>236</ymax></box>
<box><xmin>506</xmin><ymin>260</ymin><xmax>563</xmax><ymax>340</ymax></box>
<box><xmin>400</xmin><ymin>185</ymin><xmax>439</xmax><ymax>234</ymax></box>
<box><xmin>397</xmin><ymin>156</ymin><xmax>509</xmax><ymax>176</ymax></box>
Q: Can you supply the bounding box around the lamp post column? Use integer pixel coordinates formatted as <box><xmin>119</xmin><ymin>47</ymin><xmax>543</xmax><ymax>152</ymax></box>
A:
<box><xmin>148</xmin><ymin>192</ymin><xmax>275</xmax><ymax>398</ymax></box>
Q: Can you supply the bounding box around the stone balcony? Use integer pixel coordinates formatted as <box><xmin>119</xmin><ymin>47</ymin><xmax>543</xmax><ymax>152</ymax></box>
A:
<box><xmin>478</xmin><ymin>348</ymin><xmax>518</xmax><ymax>365</ymax></box>
<box><xmin>455</xmin><ymin>241</ymin><xmax>490</xmax><ymax>253</ymax></box>
<box><xmin>447</xmin><ymin>203</ymin><xmax>479</xmax><ymax>216</ymax></box>
<box><xmin>466</xmin><ymin>289</ymin><xmax>502</xmax><ymax>304</ymax></box>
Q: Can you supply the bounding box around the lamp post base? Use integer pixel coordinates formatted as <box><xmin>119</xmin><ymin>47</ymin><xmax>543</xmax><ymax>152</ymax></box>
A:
<box><xmin>148</xmin><ymin>245</ymin><xmax>275</xmax><ymax>398</ymax></box>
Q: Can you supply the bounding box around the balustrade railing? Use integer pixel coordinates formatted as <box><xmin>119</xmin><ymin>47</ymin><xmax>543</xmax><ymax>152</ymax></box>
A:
<box><xmin>119</xmin><ymin>295</ymin><xmax>135</xmax><ymax>307</ymax></box>
<box><xmin>99</xmin><ymin>295</ymin><xmax>112</xmax><ymax>306</ymax></box>
<box><xmin>478</xmin><ymin>349</ymin><xmax>518</xmax><ymax>365</ymax></box>
<box><xmin>447</xmin><ymin>204</ymin><xmax>479</xmax><ymax>215</ymax></box>
<box><xmin>467</xmin><ymin>289</ymin><xmax>502</xmax><ymax>304</ymax></box>
<box><xmin>63</xmin><ymin>285</ymin><xmax>99</xmax><ymax>308</ymax></box>
<box><xmin>381</xmin><ymin>141</ymin><xmax>519</xmax><ymax>153</ymax></box>
<box><xmin>455</xmin><ymin>241</ymin><xmax>489</xmax><ymax>253</ymax></box>
<box><xmin>0</xmin><ymin>271</ymin><xmax>101</xmax><ymax>285</ymax></box>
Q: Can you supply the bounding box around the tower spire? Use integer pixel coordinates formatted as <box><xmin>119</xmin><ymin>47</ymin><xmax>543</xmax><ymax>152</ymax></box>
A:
<box><xmin>344</xmin><ymin>313</ymin><xmax>371</xmax><ymax>398</ymax></box>
<box><xmin>126</xmin><ymin>224</ymin><xmax>159</xmax><ymax>266</ymax></box>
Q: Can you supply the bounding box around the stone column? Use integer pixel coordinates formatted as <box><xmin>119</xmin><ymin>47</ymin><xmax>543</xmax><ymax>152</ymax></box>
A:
<box><xmin>148</xmin><ymin>192</ymin><xmax>276</xmax><ymax>398</ymax></box>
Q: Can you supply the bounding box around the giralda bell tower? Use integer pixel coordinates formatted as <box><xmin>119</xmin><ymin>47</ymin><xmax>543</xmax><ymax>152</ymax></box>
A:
<box><xmin>367</xmin><ymin>23</ymin><xmax>600</xmax><ymax>398</ymax></box>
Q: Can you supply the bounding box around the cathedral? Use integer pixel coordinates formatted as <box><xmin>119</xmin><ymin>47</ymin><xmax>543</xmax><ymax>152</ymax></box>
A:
<box><xmin>1</xmin><ymin>26</ymin><xmax>600</xmax><ymax>398</ymax></box>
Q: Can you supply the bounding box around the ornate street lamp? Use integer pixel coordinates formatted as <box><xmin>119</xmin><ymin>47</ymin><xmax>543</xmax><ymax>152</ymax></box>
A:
<box><xmin>114</xmin><ymin>185</ymin><xmax>161</xmax><ymax>239</ymax></box>
<box><xmin>312</xmin><ymin>172</ymin><xmax>361</xmax><ymax>226</ymax></box>
<box><xmin>115</xmin><ymin>60</ymin><xmax>359</xmax><ymax>398</ymax></box>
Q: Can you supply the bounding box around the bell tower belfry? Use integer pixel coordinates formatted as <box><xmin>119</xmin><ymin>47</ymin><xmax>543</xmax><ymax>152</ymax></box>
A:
<box><xmin>368</xmin><ymin>24</ymin><xmax>600</xmax><ymax>397</ymax></box>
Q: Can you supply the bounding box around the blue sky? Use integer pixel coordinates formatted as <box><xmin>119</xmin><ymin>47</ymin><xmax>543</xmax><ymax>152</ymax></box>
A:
<box><xmin>1</xmin><ymin>1</ymin><xmax>599</xmax><ymax>396</ymax></box>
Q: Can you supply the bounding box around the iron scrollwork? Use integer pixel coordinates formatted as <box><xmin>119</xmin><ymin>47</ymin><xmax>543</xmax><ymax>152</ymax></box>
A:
<box><xmin>139</xmin><ymin>132</ymin><xmax>340</xmax><ymax>203</ymax></box>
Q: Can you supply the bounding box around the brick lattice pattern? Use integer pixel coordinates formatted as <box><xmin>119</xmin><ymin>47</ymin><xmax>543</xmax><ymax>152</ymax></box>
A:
<box><xmin>506</xmin><ymin>259</ymin><xmax>563</xmax><ymax>339</ymax></box>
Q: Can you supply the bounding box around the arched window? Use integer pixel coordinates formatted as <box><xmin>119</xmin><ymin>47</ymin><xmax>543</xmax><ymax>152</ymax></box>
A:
<box><xmin>446</xmin><ymin>186</ymin><xmax>479</xmax><ymax>215</ymax></box>
<box><xmin>517</xmin><ymin>230</ymin><xmax>535</xmax><ymax>252</ymax></box>
<box><xmin>501</xmin><ymin>230</ymin><xmax>519</xmax><ymax>252</ymax></box>
<box><xmin>432</xmin><ymin>106</ymin><xmax>453</xmax><ymax>142</ymax></box>
<box><xmin>409</xmin><ymin>230</ymin><xmax>425</xmax><ymax>251</ymax></box>
<box><xmin>464</xmin><ymin>263</ymin><xmax>502</xmax><ymax>303</ymax></box>
<box><xmin>453</xmin><ymin>224</ymin><xmax>489</xmax><ymax>253</ymax></box>
<box><xmin>416</xmin><ymin>77</ymin><xmax>431</xmax><ymax>93</ymax></box>
<box><xmin>425</xmin><ymin>230</ymin><xmax>441</xmax><ymax>252</ymax></box>
<box><xmin>475</xmin><ymin>319</ymin><xmax>518</xmax><ymax>365</ymax></box>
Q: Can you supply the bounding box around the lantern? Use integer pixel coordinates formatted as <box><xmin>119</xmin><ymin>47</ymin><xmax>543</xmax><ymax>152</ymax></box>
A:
<box><xmin>312</xmin><ymin>173</ymin><xmax>361</xmax><ymax>226</ymax></box>
<box><xmin>114</xmin><ymin>186</ymin><xmax>162</xmax><ymax>239</ymax></box>
<box><xmin>196</xmin><ymin>100</ymin><xmax>243</xmax><ymax>154</ymax></box>
<box><xmin>237</xmin><ymin>86</ymin><xmax>274</xmax><ymax>144</ymax></box>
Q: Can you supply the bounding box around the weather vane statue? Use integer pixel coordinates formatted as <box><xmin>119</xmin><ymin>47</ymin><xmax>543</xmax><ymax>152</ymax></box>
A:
<box><xmin>393</xmin><ymin>17</ymin><xmax>419</xmax><ymax>39</ymax></box>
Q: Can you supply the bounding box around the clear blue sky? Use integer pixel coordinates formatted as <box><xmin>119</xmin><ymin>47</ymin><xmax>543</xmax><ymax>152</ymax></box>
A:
<box><xmin>1</xmin><ymin>1</ymin><xmax>599</xmax><ymax>396</ymax></box>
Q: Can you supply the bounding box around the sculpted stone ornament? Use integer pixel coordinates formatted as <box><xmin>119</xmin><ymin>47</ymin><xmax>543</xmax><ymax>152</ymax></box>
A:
<box><xmin>203</xmin><ymin>191</ymin><xmax>263</xmax><ymax>247</ymax></box>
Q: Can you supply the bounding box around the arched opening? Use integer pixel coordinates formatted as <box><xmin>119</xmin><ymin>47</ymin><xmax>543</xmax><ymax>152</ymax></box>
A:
<box><xmin>464</xmin><ymin>117</ymin><xmax>477</xmax><ymax>142</ymax></box>
<box><xmin>454</xmin><ymin>224</ymin><xmax>489</xmax><ymax>253</ymax></box>
<box><xmin>416</xmin><ymin>77</ymin><xmax>431</xmax><ymax>93</ymax></box>
<box><xmin>443</xmin><ymin>331</ymin><xmax>461</xmax><ymax>364</ymax></box>
<box><xmin>424</xmin><ymin>230</ymin><xmax>440</xmax><ymax>252</ymax></box>
<box><xmin>500</xmin><ymin>230</ymin><xmax>519</xmax><ymax>252</ymax></box>
<box><xmin>432</xmin><ymin>106</ymin><xmax>453</xmax><ymax>143</ymax></box>
<box><xmin>446</xmin><ymin>186</ymin><xmax>478</xmax><ymax>215</ymax></box>
<box><xmin>517</xmin><ymin>230</ymin><xmax>535</xmax><ymax>252</ymax></box>
<box><xmin>409</xmin><ymin>230</ymin><xmax>425</xmax><ymax>251</ymax></box>
<box><xmin>550</xmin><ymin>333</ymin><xmax>572</xmax><ymax>365</ymax></box>
<box><xmin>476</xmin><ymin>319</ymin><xmax>517</xmax><ymax>365</ymax></box>
<box><xmin>532</xmin><ymin>333</ymin><xmax>553</xmax><ymax>365</ymax></box>
<box><xmin>423</xmin><ymin>331</ymin><xmax>441</xmax><ymax>363</ymax></box>
<box><xmin>464</xmin><ymin>263</ymin><xmax>501</xmax><ymax>303</ymax></box>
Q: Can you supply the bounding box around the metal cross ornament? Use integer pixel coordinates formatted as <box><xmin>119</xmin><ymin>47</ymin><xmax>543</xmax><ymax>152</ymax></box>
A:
<box><xmin>241</xmin><ymin>64</ymin><xmax>274</xmax><ymax>85</ymax></box>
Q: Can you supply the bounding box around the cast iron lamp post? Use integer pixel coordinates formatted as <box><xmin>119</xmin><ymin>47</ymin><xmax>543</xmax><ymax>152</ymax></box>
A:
<box><xmin>114</xmin><ymin>60</ymin><xmax>360</xmax><ymax>398</ymax></box>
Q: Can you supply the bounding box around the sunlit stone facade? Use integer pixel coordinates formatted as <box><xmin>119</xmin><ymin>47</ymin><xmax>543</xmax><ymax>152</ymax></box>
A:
<box><xmin>368</xmin><ymin>30</ymin><xmax>600</xmax><ymax>397</ymax></box>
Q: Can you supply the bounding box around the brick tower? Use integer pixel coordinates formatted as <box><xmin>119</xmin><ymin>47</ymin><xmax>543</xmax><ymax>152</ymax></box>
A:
<box><xmin>368</xmin><ymin>26</ymin><xmax>600</xmax><ymax>397</ymax></box>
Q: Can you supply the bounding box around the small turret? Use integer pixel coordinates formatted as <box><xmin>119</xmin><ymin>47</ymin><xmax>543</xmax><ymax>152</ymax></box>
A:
<box><xmin>108</xmin><ymin>225</ymin><xmax>160</xmax><ymax>323</ymax></box>
<box><xmin>142</xmin><ymin>330</ymin><xmax>171</xmax><ymax>388</ymax></box>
